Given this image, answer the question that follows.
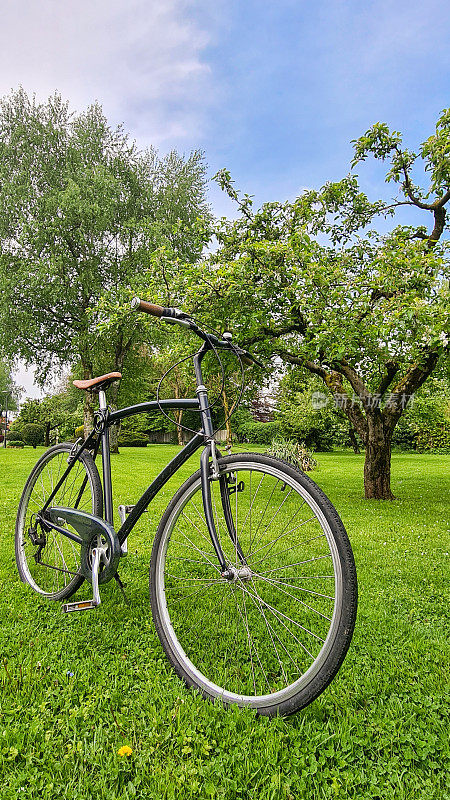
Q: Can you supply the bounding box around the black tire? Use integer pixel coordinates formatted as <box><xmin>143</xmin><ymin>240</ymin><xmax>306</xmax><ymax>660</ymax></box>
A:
<box><xmin>15</xmin><ymin>443</ymin><xmax>103</xmax><ymax>601</ymax></box>
<box><xmin>150</xmin><ymin>453</ymin><xmax>357</xmax><ymax>717</ymax></box>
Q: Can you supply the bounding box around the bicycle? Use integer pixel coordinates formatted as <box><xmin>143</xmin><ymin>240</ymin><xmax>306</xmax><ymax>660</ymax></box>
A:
<box><xmin>15</xmin><ymin>299</ymin><xmax>357</xmax><ymax>717</ymax></box>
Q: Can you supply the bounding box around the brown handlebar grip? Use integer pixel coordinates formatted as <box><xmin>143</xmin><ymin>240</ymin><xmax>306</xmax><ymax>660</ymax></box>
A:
<box><xmin>131</xmin><ymin>298</ymin><xmax>164</xmax><ymax>317</ymax></box>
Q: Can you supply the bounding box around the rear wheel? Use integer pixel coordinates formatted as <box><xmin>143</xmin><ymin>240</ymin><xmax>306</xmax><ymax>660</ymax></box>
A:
<box><xmin>15</xmin><ymin>444</ymin><xmax>103</xmax><ymax>600</ymax></box>
<box><xmin>150</xmin><ymin>453</ymin><xmax>357</xmax><ymax>716</ymax></box>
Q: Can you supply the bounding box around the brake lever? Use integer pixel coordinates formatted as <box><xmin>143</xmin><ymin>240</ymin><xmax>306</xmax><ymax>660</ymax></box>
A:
<box><xmin>160</xmin><ymin>316</ymin><xmax>193</xmax><ymax>329</ymax></box>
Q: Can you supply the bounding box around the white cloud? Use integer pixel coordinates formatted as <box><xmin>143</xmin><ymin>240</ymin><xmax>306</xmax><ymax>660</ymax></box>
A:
<box><xmin>0</xmin><ymin>0</ymin><xmax>216</xmax><ymax>147</ymax></box>
<box><xmin>13</xmin><ymin>363</ymin><xmax>43</xmax><ymax>400</ymax></box>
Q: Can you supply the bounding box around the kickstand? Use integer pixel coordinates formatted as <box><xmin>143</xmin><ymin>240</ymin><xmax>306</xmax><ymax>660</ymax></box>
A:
<box><xmin>114</xmin><ymin>573</ymin><xmax>130</xmax><ymax>605</ymax></box>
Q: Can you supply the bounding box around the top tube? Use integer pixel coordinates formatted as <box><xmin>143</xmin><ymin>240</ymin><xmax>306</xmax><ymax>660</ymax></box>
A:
<box><xmin>108</xmin><ymin>398</ymin><xmax>200</xmax><ymax>427</ymax></box>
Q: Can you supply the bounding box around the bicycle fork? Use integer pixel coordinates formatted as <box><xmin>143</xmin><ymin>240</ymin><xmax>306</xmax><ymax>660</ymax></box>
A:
<box><xmin>199</xmin><ymin>442</ymin><xmax>247</xmax><ymax>578</ymax></box>
<box><xmin>194</xmin><ymin>347</ymin><xmax>247</xmax><ymax>578</ymax></box>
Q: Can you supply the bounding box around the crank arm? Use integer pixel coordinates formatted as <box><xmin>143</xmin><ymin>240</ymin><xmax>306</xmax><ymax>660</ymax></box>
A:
<box><xmin>62</xmin><ymin>546</ymin><xmax>105</xmax><ymax>613</ymax></box>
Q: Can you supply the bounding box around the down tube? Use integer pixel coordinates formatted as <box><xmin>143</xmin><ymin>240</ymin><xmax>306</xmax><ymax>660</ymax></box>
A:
<box><xmin>117</xmin><ymin>432</ymin><xmax>205</xmax><ymax>544</ymax></box>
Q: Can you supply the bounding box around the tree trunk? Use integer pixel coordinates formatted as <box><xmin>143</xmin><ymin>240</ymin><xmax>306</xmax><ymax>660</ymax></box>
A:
<box><xmin>109</xmin><ymin>421</ymin><xmax>119</xmax><ymax>454</ymax></box>
<box><xmin>83</xmin><ymin>390</ymin><xmax>95</xmax><ymax>439</ymax></box>
<box><xmin>45</xmin><ymin>421</ymin><xmax>51</xmax><ymax>447</ymax></box>
<box><xmin>173</xmin><ymin>385</ymin><xmax>184</xmax><ymax>445</ymax></box>
<box><xmin>108</xmin><ymin>382</ymin><xmax>120</xmax><ymax>454</ymax></box>
<box><xmin>222</xmin><ymin>389</ymin><xmax>233</xmax><ymax>448</ymax></box>
<box><xmin>364</xmin><ymin>414</ymin><xmax>394</xmax><ymax>500</ymax></box>
<box><xmin>81</xmin><ymin>360</ymin><xmax>95</xmax><ymax>439</ymax></box>
<box><xmin>348</xmin><ymin>427</ymin><xmax>360</xmax><ymax>454</ymax></box>
<box><xmin>176</xmin><ymin>412</ymin><xmax>184</xmax><ymax>446</ymax></box>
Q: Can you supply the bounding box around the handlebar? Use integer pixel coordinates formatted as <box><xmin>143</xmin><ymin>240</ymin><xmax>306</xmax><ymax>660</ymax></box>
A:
<box><xmin>131</xmin><ymin>297</ymin><xmax>262</xmax><ymax>367</ymax></box>
<box><xmin>130</xmin><ymin>298</ymin><xmax>173</xmax><ymax>318</ymax></box>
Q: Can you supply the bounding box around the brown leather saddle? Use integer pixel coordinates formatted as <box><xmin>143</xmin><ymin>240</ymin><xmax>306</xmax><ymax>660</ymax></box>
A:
<box><xmin>73</xmin><ymin>372</ymin><xmax>122</xmax><ymax>393</ymax></box>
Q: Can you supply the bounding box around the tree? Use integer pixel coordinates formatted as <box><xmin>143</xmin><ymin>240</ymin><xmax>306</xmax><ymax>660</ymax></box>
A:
<box><xmin>182</xmin><ymin>112</ymin><xmax>450</xmax><ymax>499</ymax></box>
<box><xmin>0</xmin><ymin>89</ymin><xmax>209</xmax><ymax>446</ymax></box>
<box><xmin>14</xmin><ymin>388</ymin><xmax>83</xmax><ymax>446</ymax></box>
<box><xmin>392</xmin><ymin>373</ymin><xmax>450</xmax><ymax>452</ymax></box>
<box><xmin>274</xmin><ymin>369</ymin><xmax>350</xmax><ymax>451</ymax></box>
<box><xmin>0</xmin><ymin>359</ymin><xmax>21</xmax><ymax>443</ymax></box>
<box><xmin>0</xmin><ymin>361</ymin><xmax>21</xmax><ymax>407</ymax></box>
<box><xmin>21</xmin><ymin>422</ymin><xmax>44</xmax><ymax>448</ymax></box>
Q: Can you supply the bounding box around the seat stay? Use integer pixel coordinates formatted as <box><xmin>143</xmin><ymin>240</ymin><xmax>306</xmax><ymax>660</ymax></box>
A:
<box><xmin>40</xmin><ymin>428</ymin><xmax>98</xmax><ymax>514</ymax></box>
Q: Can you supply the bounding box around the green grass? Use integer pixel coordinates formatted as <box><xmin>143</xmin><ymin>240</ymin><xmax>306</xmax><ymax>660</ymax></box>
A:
<box><xmin>1</xmin><ymin>446</ymin><xmax>449</xmax><ymax>799</ymax></box>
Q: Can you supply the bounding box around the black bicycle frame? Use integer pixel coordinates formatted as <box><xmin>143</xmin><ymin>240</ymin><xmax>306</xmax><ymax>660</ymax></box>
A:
<box><xmin>40</xmin><ymin>342</ymin><xmax>243</xmax><ymax>572</ymax></box>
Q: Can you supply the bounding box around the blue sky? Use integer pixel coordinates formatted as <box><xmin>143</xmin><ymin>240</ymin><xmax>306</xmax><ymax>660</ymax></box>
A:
<box><xmin>1</xmin><ymin>0</ymin><xmax>449</xmax><ymax>395</ymax></box>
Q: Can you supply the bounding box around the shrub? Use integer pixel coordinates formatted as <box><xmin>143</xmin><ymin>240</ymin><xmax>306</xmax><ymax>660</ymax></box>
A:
<box><xmin>118</xmin><ymin>433</ymin><xmax>148</xmax><ymax>447</ymax></box>
<box><xmin>265</xmin><ymin>438</ymin><xmax>317</xmax><ymax>472</ymax></box>
<box><xmin>21</xmin><ymin>423</ymin><xmax>45</xmax><ymax>448</ymax></box>
<box><xmin>416</xmin><ymin>422</ymin><xmax>450</xmax><ymax>454</ymax></box>
<box><xmin>7</xmin><ymin>440</ymin><xmax>24</xmax><ymax>448</ymax></box>
<box><xmin>237</xmin><ymin>421</ymin><xmax>283</xmax><ymax>445</ymax></box>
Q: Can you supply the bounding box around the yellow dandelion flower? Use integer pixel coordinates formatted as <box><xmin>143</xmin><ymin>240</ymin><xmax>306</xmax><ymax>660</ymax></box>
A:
<box><xmin>117</xmin><ymin>745</ymin><xmax>133</xmax><ymax>757</ymax></box>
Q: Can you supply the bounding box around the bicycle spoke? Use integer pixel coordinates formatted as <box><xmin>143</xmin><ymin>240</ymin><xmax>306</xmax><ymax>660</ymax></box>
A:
<box><xmin>170</xmin><ymin>531</ymin><xmax>221</xmax><ymax>572</ymax></box>
<box><xmin>249</xmin><ymin>532</ymin><xmax>326</xmax><ymax>569</ymax></box>
<box><xmin>232</xmin><ymin>581</ymin><xmax>325</xmax><ymax>642</ymax></box>
<box><xmin>258</xmin><ymin>554</ymin><xmax>332</xmax><ymax>575</ymax></box>
<box><xmin>238</xmin><ymin>582</ymin><xmax>317</xmax><ymax>659</ymax></box>
<box><xmin>17</xmin><ymin>446</ymin><xmax>98</xmax><ymax>597</ymax></box>
<box><xmin>254</xmin><ymin>573</ymin><xmax>333</xmax><ymax>621</ymax></box>
<box><xmin>247</xmin><ymin>512</ymin><xmax>315</xmax><ymax>562</ymax></box>
<box><xmin>253</xmin><ymin>572</ymin><xmax>335</xmax><ymax>599</ymax></box>
<box><xmin>229</xmin><ymin>584</ymin><xmax>270</xmax><ymax>692</ymax></box>
<box><xmin>247</xmin><ymin>576</ymin><xmax>289</xmax><ymax>685</ymax></box>
<box><xmin>153</xmin><ymin>456</ymin><xmax>356</xmax><ymax>712</ymax></box>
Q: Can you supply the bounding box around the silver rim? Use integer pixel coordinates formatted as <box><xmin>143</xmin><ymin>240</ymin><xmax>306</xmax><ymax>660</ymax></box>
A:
<box><xmin>16</xmin><ymin>447</ymin><xmax>97</xmax><ymax>597</ymax></box>
<box><xmin>154</xmin><ymin>459</ymin><xmax>343</xmax><ymax>708</ymax></box>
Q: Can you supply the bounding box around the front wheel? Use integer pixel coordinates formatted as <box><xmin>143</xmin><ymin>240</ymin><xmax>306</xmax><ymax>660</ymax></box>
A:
<box><xmin>150</xmin><ymin>453</ymin><xmax>357</xmax><ymax>716</ymax></box>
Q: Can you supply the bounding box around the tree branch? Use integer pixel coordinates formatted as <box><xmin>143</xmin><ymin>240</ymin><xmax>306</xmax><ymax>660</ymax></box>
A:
<box><xmin>428</xmin><ymin>205</ymin><xmax>446</xmax><ymax>246</ymax></box>
<box><xmin>273</xmin><ymin>348</ymin><xmax>327</xmax><ymax>377</ymax></box>
<box><xmin>394</xmin><ymin>145</ymin><xmax>433</xmax><ymax>210</ymax></box>
<box><xmin>383</xmin><ymin>350</ymin><xmax>440</xmax><ymax>433</ymax></box>
<box><xmin>243</xmin><ymin>321</ymin><xmax>307</xmax><ymax>347</ymax></box>
<box><xmin>274</xmin><ymin>348</ymin><xmax>368</xmax><ymax>440</ymax></box>
<box><xmin>432</xmin><ymin>188</ymin><xmax>450</xmax><ymax>210</ymax></box>
<box><xmin>376</xmin><ymin>360</ymin><xmax>400</xmax><ymax>397</ymax></box>
<box><xmin>334</xmin><ymin>360</ymin><xmax>368</xmax><ymax>401</ymax></box>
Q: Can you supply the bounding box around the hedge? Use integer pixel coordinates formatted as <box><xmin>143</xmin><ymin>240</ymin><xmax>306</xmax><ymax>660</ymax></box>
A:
<box><xmin>237</xmin><ymin>421</ymin><xmax>283</xmax><ymax>445</ymax></box>
<box><xmin>118</xmin><ymin>433</ymin><xmax>149</xmax><ymax>447</ymax></box>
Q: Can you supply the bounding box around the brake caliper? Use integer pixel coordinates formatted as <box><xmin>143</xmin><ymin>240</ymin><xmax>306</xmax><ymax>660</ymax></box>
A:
<box><xmin>226</xmin><ymin>474</ymin><xmax>245</xmax><ymax>495</ymax></box>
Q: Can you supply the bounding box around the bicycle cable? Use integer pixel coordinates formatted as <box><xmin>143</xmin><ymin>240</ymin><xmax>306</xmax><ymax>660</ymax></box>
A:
<box><xmin>155</xmin><ymin>324</ymin><xmax>246</xmax><ymax>439</ymax></box>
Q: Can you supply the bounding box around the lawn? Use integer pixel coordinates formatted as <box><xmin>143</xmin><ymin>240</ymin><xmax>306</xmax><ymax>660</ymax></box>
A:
<box><xmin>0</xmin><ymin>446</ymin><xmax>448</xmax><ymax>799</ymax></box>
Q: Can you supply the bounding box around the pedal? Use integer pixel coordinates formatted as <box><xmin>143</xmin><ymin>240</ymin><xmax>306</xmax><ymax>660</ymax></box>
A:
<box><xmin>63</xmin><ymin>599</ymin><xmax>98</xmax><ymax>613</ymax></box>
<box><xmin>62</xmin><ymin>546</ymin><xmax>104</xmax><ymax>613</ymax></box>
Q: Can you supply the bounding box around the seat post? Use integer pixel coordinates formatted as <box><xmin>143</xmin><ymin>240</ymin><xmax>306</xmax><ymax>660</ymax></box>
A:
<box><xmin>98</xmin><ymin>389</ymin><xmax>113</xmax><ymax>525</ymax></box>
